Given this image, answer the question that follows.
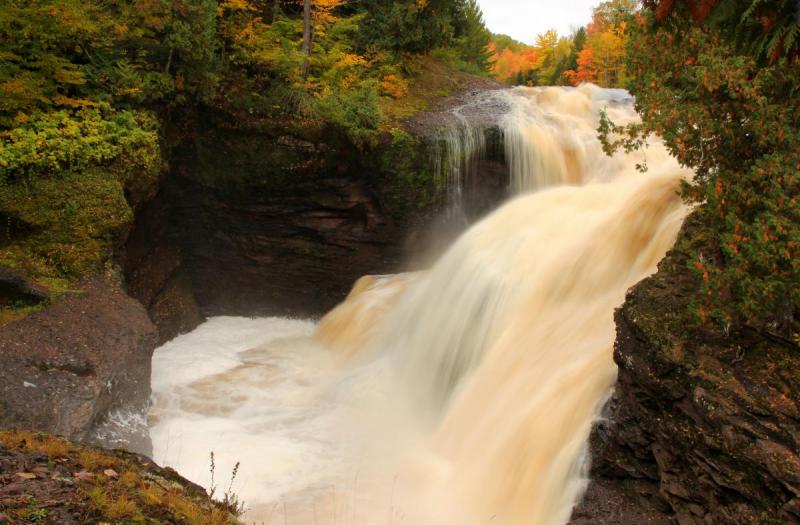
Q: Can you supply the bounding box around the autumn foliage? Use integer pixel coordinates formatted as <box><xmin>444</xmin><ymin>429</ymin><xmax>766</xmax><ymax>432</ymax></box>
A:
<box><xmin>563</xmin><ymin>0</ymin><xmax>634</xmax><ymax>86</ymax></box>
<box><xmin>0</xmin><ymin>0</ymin><xmax>495</xmax><ymax>284</ymax></box>
<box><xmin>489</xmin><ymin>0</ymin><xmax>636</xmax><ymax>88</ymax></box>
<box><xmin>488</xmin><ymin>37</ymin><xmax>539</xmax><ymax>83</ymax></box>
<box><xmin>600</xmin><ymin>1</ymin><xmax>800</xmax><ymax>340</ymax></box>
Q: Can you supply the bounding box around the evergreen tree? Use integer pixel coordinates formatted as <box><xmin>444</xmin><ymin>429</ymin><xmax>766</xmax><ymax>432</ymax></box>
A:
<box><xmin>565</xmin><ymin>27</ymin><xmax>588</xmax><ymax>72</ymax></box>
<box><xmin>457</xmin><ymin>0</ymin><xmax>493</xmax><ymax>72</ymax></box>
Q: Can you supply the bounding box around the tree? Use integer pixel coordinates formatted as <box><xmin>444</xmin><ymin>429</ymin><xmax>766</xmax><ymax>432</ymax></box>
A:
<box><xmin>585</xmin><ymin>21</ymin><xmax>628</xmax><ymax>86</ymax></box>
<box><xmin>592</xmin><ymin>0</ymin><xmax>639</xmax><ymax>29</ymax></box>
<box><xmin>564</xmin><ymin>27</ymin><xmax>588</xmax><ymax>72</ymax></box>
<box><xmin>601</xmin><ymin>1</ymin><xmax>800</xmax><ymax>338</ymax></box>
<box><xmin>488</xmin><ymin>34</ymin><xmax>539</xmax><ymax>84</ymax></box>
<box><xmin>563</xmin><ymin>0</ymin><xmax>634</xmax><ymax>86</ymax></box>
<box><xmin>355</xmin><ymin>0</ymin><xmax>463</xmax><ymax>54</ymax></box>
<box><xmin>643</xmin><ymin>0</ymin><xmax>800</xmax><ymax>63</ymax></box>
<box><xmin>302</xmin><ymin>0</ymin><xmax>312</xmax><ymax>78</ymax></box>
<box><xmin>565</xmin><ymin>48</ymin><xmax>598</xmax><ymax>84</ymax></box>
<box><xmin>457</xmin><ymin>0</ymin><xmax>492</xmax><ymax>71</ymax></box>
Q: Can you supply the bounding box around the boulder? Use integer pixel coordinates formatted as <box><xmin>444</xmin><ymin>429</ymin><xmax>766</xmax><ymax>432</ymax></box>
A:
<box><xmin>0</xmin><ymin>275</ymin><xmax>157</xmax><ymax>455</ymax></box>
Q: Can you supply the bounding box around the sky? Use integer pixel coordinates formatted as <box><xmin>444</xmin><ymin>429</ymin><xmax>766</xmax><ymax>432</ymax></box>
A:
<box><xmin>476</xmin><ymin>0</ymin><xmax>599</xmax><ymax>44</ymax></box>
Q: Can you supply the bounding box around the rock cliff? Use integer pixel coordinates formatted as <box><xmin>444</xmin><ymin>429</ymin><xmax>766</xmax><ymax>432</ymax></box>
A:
<box><xmin>588</xmin><ymin>215</ymin><xmax>800</xmax><ymax>524</ymax></box>
<box><xmin>126</xmin><ymin>91</ymin><xmax>508</xmax><ymax>328</ymax></box>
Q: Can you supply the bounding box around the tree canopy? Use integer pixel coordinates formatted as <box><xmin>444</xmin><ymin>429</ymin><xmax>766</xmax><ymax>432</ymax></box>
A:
<box><xmin>601</xmin><ymin>0</ymin><xmax>800</xmax><ymax>340</ymax></box>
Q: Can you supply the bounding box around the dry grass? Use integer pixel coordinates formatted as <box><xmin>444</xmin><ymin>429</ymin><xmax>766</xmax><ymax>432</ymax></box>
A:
<box><xmin>0</xmin><ymin>430</ymin><xmax>71</xmax><ymax>459</ymax></box>
<box><xmin>105</xmin><ymin>495</ymin><xmax>140</xmax><ymax>520</ymax></box>
<box><xmin>77</xmin><ymin>449</ymin><xmax>117</xmax><ymax>471</ymax></box>
<box><xmin>119</xmin><ymin>470</ymin><xmax>140</xmax><ymax>488</ymax></box>
<box><xmin>0</xmin><ymin>430</ymin><xmax>240</xmax><ymax>524</ymax></box>
<box><xmin>30</xmin><ymin>436</ymin><xmax>70</xmax><ymax>459</ymax></box>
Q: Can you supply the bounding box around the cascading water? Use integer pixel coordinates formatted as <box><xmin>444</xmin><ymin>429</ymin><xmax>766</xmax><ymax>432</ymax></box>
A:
<box><xmin>149</xmin><ymin>84</ymin><xmax>693</xmax><ymax>525</ymax></box>
<box><xmin>499</xmin><ymin>86</ymin><xmax>639</xmax><ymax>191</ymax></box>
<box><xmin>432</xmin><ymin>101</ymin><xmax>488</xmax><ymax>204</ymax></box>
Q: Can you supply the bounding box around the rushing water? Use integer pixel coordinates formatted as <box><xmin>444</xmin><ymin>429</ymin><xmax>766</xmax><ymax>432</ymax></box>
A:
<box><xmin>150</xmin><ymin>84</ymin><xmax>692</xmax><ymax>524</ymax></box>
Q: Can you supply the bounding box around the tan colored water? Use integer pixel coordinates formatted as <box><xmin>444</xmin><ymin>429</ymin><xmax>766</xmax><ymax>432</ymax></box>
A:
<box><xmin>150</xmin><ymin>84</ymin><xmax>692</xmax><ymax>525</ymax></box>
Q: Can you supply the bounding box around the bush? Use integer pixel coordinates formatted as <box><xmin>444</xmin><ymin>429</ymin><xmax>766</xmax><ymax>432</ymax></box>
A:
<box><xmin>600</xmin><ymin>6</ymin><xmax>800</xmax><ymax>339</ymax></box>
<box><xmin>313</xmin><ymin>80</ymin><xmax>382</xmax><ymax>148</ymax></box>
<box><xmin>0</xmin><ymin>106</ymin><xmax>162</xmax><ymax>278</ymax></box>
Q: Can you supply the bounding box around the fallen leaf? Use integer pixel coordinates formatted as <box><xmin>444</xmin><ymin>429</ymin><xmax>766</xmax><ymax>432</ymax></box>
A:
<box><xmin>15</xmin><ymin>472</ymin><xmax>36</xmax><ymax>480</ymax></box>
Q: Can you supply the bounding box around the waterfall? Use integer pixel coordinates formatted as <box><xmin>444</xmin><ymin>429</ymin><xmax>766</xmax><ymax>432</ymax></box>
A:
<box><xmin>430</xmin><ymin>89</ymin><xmax>508</xmax><ymax>214</ymax></box>
<box><xmin>430</xmin><ymin>85</ymin><xmax>661</xmax><ymax>207</ymax></box>
<box><xmin>499</xmin><ymin>85</ymin><xmax>638</xmax><ymax>191</ymax></box>
<box><xmin>433</xmin><ymin>103</ymin><xmax>487</xmax><ymax>204</ymax></box>
<box><xmin>150</xmin><ymin>84</ymin><xmax>692</xmax><ymax>525</ymax></box>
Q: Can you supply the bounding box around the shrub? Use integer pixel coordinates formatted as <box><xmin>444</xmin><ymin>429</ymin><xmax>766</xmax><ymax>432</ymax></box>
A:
<box><xmin>600</xmin><ymin>4</ymin><xmax>800</xmax><ymax>340</ymax></box>
<box><xmin>0</xmin><ymin>106</ymin><xmax>161</xmax><ymax>279</ymax></box>
<box><xmin>314</xmin><ymin>80</ymin><xmax>382</xmax><ymax>148</ymax></box>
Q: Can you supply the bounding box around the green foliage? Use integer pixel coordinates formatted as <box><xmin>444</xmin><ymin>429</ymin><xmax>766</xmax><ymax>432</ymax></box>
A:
<box><xmin>352</xmin><ymin>0</ymin><xmax>490</xmax><ymax>73</ymax></box>
<box><xmin>314</xmin><ymin>80</ymin><xmax>383</xmax><ymax>148</ymax></box>
<box><xmin>0</xmin><ymin>0</ymin><xmax>219</xmax><ymax>119</ymax></box>
<box><xmin>455</xmin><ymin>0</ymin><xmax>493</xmax><ymax>72</ymax></box>
<box><xmin>600</xmin><ymin>6</ymin><xmax>800</xmax><ymax>338</ymax></box>
<box><xmin>647</xmin><ymin>0</ymin><xmax>800</xmax><ymax>63</ymax></box>
<box><xmin>565</xmin><ymin>27</ymin><xmax>588</xmax><ymax>72</ymax></box>
<box><xmin>0</xmin><ymin>106</ymin><xmax>159</xmax><ymax>182</ymax></box>
<box><xmin>490</xmin><ymin>33</ymin><xmax>531</xmax><ymax>54</ymax></box>
<box><xmin>355</xmin><ymin>0</ymin><xmax>461</xmax><ymax>54</ymax></box>
<box><xmin>0</xmin><ymin>107</ymin><xmax>161</xmax><ymax>278</ymax></box>
<box><xmin>0</xmin><ymin>0</ymin><xmax>490</xmax><ymax>284</ymax></box>
<box><xmin>18</xmin><ymin>497</ymin><xmax>48</xmax><ymax>523</ymax></box>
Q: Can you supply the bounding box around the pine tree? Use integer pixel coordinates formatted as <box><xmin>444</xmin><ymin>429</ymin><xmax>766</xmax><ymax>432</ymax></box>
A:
<box><xmin>458</xmin><ymin>0</ymin><xmax>493</xmax><ymax>72</ymax></box>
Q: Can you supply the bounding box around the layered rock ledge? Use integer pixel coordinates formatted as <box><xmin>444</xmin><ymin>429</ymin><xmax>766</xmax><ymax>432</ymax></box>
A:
<box><xmin>585</xmin><ymin>215</ymin><xmax>800</xmax><ymax>524</ymax></box>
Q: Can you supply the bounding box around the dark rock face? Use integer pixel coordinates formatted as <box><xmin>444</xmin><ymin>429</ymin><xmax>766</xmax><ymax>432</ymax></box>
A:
<box><xmin>0</xmin><ymin>276</ymin><xmax>157</xmax><ymax>456</ymax></box>
<box><xmin>591</xmin><ymin>216</ymin><xmax>800</xmax><ymax>524</ymax></box>
<box><xmin>125</xmin><ymin>105</ymin><xmax>510</xmax><ymax>326</ymax></box>
<box><xmin>0</xmin><ymin>267</ymin><xmax>49</xmax><ymax>306</ymax></box>
<box><xmin>570</xmin><ymin>477</ymin><xmax>675</xmax><ymax>525</ymax></box>
<box><xmin>123</xmin><ymin>187</ymin><xmax>203</xmax><ymax>344</ymax></box>
<box><xmin>168</xmin><ymin>174</ymin><xmax>405</xmax><ymax>318</ymax></box>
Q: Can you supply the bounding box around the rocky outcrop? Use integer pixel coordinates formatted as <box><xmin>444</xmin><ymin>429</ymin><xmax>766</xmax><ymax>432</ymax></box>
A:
<box><xmin>126</xmin><ymin>94</ymin><xmax>510</xmax><ymax>324</ymax></box>
<box><xmin>123</xmin><ymin>187</ymin><xmax>203</xmax><ymax>344</ymax></box>
<box><xmin>0</xmin><ymin>275</ymin><xmax>157</xmax><ymax>456</ymax></box>
<box><xmin>590</xmin><ymin>216</ymin><xmax>800</xmax><ymax>524</ymax></box>
<box><xmin>0</xmin><ymin>430</ymin><xmax>238</xmax><ymax>524</ymax></box>
<box><xmin>570</xmin><ymin>476</ymin><xmax>674</xmax><ymax>525</ymax></box>
<box><xmin>166</xmin><ymin>173</ymin><xmax>405</xmax><ymax>317</ymax></box>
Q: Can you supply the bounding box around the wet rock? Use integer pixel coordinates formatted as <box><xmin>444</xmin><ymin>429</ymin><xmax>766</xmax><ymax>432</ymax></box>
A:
<box><xmin>0</xmin><ymin>276</ymin><xmax>157</xmax><ymax>455</ymax></box>
<box><xmin>570</xmin><ymin>477</ymin><xmax>675</xmax><ymax>525</ymax></box>
<box><xmin>125</xmin><ymin>88</ymin><xmax>511</xmax><ymax>325</ymax></box>
<box><xmin>590</xmin><ymin>215</ymin><xmax>800</xmax><ymax>524</ymax></box>
<box><xmin>123</xmin><ymin>186</ymin><xmax>202</xmax><ymax>343</ymax></box>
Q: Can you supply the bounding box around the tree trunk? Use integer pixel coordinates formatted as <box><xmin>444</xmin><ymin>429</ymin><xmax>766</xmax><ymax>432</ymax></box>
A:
<box><xmin>272</xmin><ymin>0</ymin><xmax>280</xmax><ymax>23</ymax></box>
<box><xmin>164</xmin><ymin>46</ymin><xmax>174</xmax><ymax>75</ymax></box>
<box><xmin>301</xmin><ymin>0</ymin><xmax>312</xmax><ymax>79</ymax></box>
